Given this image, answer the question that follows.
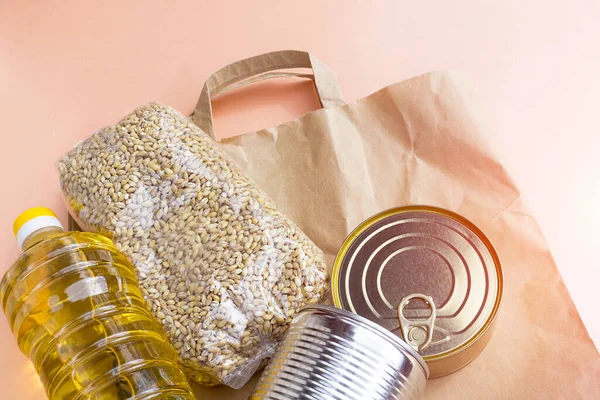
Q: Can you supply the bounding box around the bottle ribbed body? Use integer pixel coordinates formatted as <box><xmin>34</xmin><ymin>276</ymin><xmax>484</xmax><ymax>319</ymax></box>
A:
<box><xmin>0</xmin><ymin>231</ymin><xmax>195</xmax><ymax>400</ymax></box>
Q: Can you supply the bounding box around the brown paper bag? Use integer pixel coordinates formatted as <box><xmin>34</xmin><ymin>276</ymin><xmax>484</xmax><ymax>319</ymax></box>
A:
<box><xmin>188</xmin><ymin>50</ymin><xmax>600</xmax><ymax>399</ymax></box>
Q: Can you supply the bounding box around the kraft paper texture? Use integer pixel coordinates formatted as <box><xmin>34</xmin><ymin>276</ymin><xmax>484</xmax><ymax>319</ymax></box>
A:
<box><xmin>189</xmin><ymin>51</ymin><xmax>600</xmax><ymax>399</ymax></box>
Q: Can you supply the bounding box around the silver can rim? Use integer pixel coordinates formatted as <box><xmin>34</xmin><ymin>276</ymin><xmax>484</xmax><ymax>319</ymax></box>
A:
<box><xmin>300</xmin><ymin>304</ymin><xmax>429</xmax><ymax>378</ymax></box>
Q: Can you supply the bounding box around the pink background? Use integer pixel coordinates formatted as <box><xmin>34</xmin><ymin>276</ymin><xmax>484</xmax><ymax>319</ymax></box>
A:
<box><xmin>1</xmin><ymin>1</ymin><xmax>598</xmax><ymax>398</ymax></box>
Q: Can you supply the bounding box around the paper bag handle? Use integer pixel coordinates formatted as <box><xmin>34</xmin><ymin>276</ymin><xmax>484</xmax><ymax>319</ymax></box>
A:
<box><xmin>192</xmin><ymin>50</ymin><xmax>345</xmax><ymax>139</ymax></box>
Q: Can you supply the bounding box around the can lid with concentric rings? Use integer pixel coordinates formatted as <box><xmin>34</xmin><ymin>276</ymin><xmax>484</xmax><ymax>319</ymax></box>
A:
<box><xmin>331</xmin><ymin>206</ymin><xmax>503</xmax><ymax>378</ymax></box>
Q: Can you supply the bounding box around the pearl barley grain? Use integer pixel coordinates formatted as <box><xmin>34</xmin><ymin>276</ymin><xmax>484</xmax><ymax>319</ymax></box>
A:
<box><xmin>58</xmin><ymin>103</ymin><xmax>328</xmax><ymax>388</ymax></box>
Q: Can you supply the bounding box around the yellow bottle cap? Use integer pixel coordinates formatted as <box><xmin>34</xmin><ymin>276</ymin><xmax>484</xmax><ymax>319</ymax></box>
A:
<box><xmin>13</xmin><ymin>207</ymin><xmax>63</xmax><ymax>249</ymax></box>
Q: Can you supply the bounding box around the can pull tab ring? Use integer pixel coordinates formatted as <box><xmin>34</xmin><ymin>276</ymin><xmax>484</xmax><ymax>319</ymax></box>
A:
<box><xmin>397</xmin><ymin>294</ymin><xmax>436</xmax><ymax>352</ymax></box>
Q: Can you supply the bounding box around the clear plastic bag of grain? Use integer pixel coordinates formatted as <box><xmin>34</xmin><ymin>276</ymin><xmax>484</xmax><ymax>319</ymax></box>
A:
<box><xmin>57</xmin><ymin>103</ymin><xmax>328</xmax><ymax>389</ymax></box>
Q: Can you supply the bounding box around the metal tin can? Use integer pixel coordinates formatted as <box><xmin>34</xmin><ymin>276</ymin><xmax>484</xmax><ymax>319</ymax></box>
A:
<box><xmin>332</xmin><ymin>206</ymin><xmax>503</xmax><ymax>377</ymax></box>
<box><xmin>251</xmin><ymin>305</ymin><xmax>428</xmax><ymax>400</ymax></box>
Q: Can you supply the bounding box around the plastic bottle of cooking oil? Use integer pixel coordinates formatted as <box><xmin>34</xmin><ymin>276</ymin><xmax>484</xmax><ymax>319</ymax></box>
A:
<box><xmin>0</xmin><ymin>207</ymin><xmax>196</xmax><ymax>400</ymax></box>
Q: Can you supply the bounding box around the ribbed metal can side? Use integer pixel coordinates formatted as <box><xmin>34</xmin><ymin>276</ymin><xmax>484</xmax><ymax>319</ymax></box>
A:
<box><xmin>251</xmin><ymin>305</ymin><xmax>427</xmax><ymax>400</ymax></box>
